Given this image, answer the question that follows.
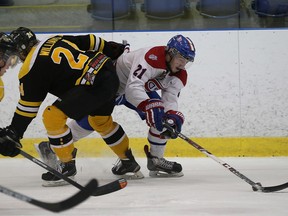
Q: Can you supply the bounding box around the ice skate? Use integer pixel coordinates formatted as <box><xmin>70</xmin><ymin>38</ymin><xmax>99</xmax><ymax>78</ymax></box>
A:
<box><xmin>144</xmin><ymin>145</ymin><xmax>183</xmax><ymax>177</ymax></box>
<box><xmin>41</xmin><ymin>148</ymin><xmax>77</xmax><ymax>187</ymax></box>
<box><xmin>35</xmin><ymin>141</ymin><xmax>58</xmax><ymax>170</ymax></box>
<box><xmin>112</xmin><ymin>149</ymin><xmax>144</xmax><ymax>180</ymax></box>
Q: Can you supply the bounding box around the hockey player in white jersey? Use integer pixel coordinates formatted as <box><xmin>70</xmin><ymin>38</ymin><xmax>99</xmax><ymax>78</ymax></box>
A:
<box><xmin>37</xmin><ymin>34</ymin><xmax>196</xmax><ymax>179</ymax></box>
<box><xmin>74</xmin><ymin>34</ymin><xmax>195</xmax><ymax>176</ymax></box>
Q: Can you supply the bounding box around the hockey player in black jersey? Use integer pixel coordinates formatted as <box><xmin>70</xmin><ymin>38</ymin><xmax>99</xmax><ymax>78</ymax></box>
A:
<box><xmin>0</xmin><ymin>27</ymin><xmax>140</xmax><ymax>186</ymax></box>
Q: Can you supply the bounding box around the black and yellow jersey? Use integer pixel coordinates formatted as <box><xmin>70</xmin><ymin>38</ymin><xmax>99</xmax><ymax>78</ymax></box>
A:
<box><xmin>10</xmin><ymin>34</ymin><xmax>115</xmax><ymax>137</ymax></box>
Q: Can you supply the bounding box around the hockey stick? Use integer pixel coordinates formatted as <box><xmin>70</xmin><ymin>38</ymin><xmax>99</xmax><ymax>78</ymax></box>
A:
<box><xmin>163</xmin><ymin>122</ymin><xmax>288</xmax><ymax>193</ymax></box>
<box><xmin>0</xmin><ymin>135</ymin><xmax>127</xmax><ymax>196</ymax></box>
<box><xmin>0</xmin><ymin>179</ymin><xmax>98</xmax><ymax>212</ymax></box>
<box><xmin>19</xmin><ymin>149</ymin><xmax>127</xmax><ymax>196</ymax></box>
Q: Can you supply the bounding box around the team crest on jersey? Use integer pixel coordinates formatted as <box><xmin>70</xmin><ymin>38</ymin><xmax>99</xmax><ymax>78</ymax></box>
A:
<box><xmin>79</xmin><ymin>53</ymin><xmax>109</xmax><ymax>85</ymax></box>
<box><xmin>89</xmin><ymin>53</ymin><xmax>108</xmax><ymax>71</ymax></box>
<box><xmin>146</xmin><ymin>81</ymin><xmax>157</xmax><ymax>91</ymax></box>
<box><xmin>148</xmin><ymin>54</ymin><xmax>158</xmax><ymax>61</ymax></box>
<box><xmin>145</xmin><ymin>79</ymin><xmax>162</xmax><ymax>91</ymax></box>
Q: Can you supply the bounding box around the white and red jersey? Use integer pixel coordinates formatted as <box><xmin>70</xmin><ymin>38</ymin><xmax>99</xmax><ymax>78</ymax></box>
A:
<box><xmin>115</xmin><ymin>46</ymin><xmax>187</xmax><ymax>112</ymax></box>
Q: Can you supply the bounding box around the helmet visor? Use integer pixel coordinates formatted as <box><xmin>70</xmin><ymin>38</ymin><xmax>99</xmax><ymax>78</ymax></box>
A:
<box><xmin>173</xmin><ymin>53</ymin><xmax>193</xmax><ymax>70</ymax></box>
<box><xmin>0</xmin><ymin>49</ymin><xmax>19</xmax><ymax>73</ymax></box>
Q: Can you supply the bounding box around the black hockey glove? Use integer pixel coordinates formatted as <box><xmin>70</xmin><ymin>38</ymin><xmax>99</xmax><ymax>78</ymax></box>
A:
<box><xmin>0</xmin><ymin>126</ymin><xmax>22</xmax><ymax>157</ymax></box>
<box><xmin>103</xmin><ymin>41</ymin><xmax>129</xmax><ymax>60</ymax></box>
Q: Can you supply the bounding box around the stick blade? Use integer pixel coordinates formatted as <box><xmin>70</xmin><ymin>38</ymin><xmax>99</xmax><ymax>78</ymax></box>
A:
<box><xmin>91</xmin><ymin>178</ymin><xmax>127</xmax><ymax>196</ymax></box>
<box><xmin>261</xmin><ymin>182</ymin><xmax>288</xmax><ymax>193</ymax></box>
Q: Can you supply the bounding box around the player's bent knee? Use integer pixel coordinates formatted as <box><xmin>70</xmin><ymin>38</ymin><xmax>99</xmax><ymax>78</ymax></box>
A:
<box><xmin>88</xmin><ymin>115</ymin><xmax>113</xmax><ymax>135</ymax></box>
<box><xmin>42</xmin><ymin>105</ymin><xmax>68</xmax><ymax>134</ymax></box>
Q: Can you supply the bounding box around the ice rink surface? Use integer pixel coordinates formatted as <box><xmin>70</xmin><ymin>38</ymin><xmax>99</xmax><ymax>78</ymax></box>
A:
<box><xmin>0</xmin><ymin>157</ymin><xmax>288</xmax><ymax>216</ymax></box>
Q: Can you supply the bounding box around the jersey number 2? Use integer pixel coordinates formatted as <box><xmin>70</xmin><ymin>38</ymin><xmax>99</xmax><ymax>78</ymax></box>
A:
<box><xmin>51</xmin><ymin>47</ymin><xmax>89</xmax><ymax>70</ymax></box>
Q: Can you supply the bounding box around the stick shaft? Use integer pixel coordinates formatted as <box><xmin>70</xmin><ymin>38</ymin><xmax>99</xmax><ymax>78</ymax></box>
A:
<box><xmin>179</xmin><ymin>132</ymin><xmax>256</xmax><ymax>186</ymax></box>
<box><xmin>163</xmin><ymin>123</ymin><xmax>256</xmax><ymax>186</ymax></box>
<box><xmin>19</xmin><ymin>150</ymin><xmax>85</xmax><ymax>190</ymax></box>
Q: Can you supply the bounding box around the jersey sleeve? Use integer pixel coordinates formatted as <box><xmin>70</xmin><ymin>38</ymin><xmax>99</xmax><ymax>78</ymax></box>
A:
<box><xmin>62</xmin><ymin>34</ymin><xmax>105</xmax><ymax>52</ymax></box>
<box><xmin>161</xmin><ymin>71</ymin><xmax>187</xmax><ymax>112</ymax></box>
<box><xmin>62</xmin><ymin>34</ymin><xmax>125</xmax><ymax>60</ymax></box>
<box><xmin>10</xmin><ymin>91</ymin><xmax>44</xmax><ymax>139</ymax></box>
<box><xmin>10</xmin><ymin>47</ymin><xmax>47</xmax><ymax>138</ymax></box>
<box><xmin>161</xmin><ymin>80</ymin><xmax>182</xmax><ymax>112</ymax></box>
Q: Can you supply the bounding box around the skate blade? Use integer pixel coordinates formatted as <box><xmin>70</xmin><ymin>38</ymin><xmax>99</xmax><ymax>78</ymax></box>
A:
<box><xmin>116</xmin><ymin>170</ymin><xmax>144</xmax><ymax>180</ymax></box>
<box><xmin>42</xmin><ymin>176</ymin><xmax>76</xmax><ymax>187</ymax></box>
<box><xmin>149</xmin><ymin>171</ymin><xmax>184</xmax><ymax>178</ymax></box>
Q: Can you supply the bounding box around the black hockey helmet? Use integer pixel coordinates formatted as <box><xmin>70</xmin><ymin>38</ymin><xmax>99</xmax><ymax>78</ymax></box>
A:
<box><xmin>0</xmin><ymin>32</ymin><xmax>17</xmax><ymax>52</ymax></box>
<box><xmin>9</xmin><ymin>27</ymin><xmax>38</xmax><ymax>61</ymax></box>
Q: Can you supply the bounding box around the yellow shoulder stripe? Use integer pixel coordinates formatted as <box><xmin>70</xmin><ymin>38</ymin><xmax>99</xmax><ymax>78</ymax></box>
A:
<box><xmin>18</xmin><ymin>46</ymin><xmax>37</xmax><ymax>79</ymax></box>
<box><xmin>89</xmin><ymin>34</ymin><xmax>95</xmax><ymax>50</ymax></box>
<box><xmin>98</xmin><ymin>38</ymin><xmax>105</xmax><ymax>52</ymax></box>
<box><xmin>18</xmin><ymin>99</ymin><xmax>42</xmax><ymax>107</ymax></box>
